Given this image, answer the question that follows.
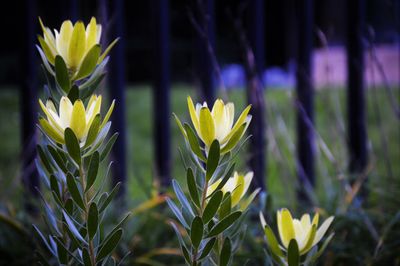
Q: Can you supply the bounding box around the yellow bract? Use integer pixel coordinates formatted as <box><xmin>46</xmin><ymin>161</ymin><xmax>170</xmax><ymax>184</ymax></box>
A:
<box><xmin>38</xmin><ymin>17</ymin><xmax>118</xmax><ymax>78</ymax></box>
<box><xmin>187</xmin><ymin>96</ymin><xmax>252</xmax><ymax>151</ymax></box>
<box><xmin>275</xmin><ymin>209</ymin><xmax>334</xmax><ymax>255</ymax></box>
<box><xmin>207</xmin><ymin>171</ymin><xmax>253</xmax><ymax>207</ymax></box>
<box><xmin>39</xmin><ymin>95</ymin><xmax>114</xmax><ymax>144</ymax></box>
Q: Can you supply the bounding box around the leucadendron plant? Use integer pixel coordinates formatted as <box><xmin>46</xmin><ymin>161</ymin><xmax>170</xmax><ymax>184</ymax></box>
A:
<box><xmin>34</xmin><ymin>17</ymin><xmax>129</xmax><ymax>265</ymax></box>
<box><xmin>260</xmin><ymin>209</ymin><xmax>334</xmax><ymax>266</ymax></box>
<box><xmin>170</xmin><ymin>97</ymin><xmax>260</xmax><ymax>265</ymax></box>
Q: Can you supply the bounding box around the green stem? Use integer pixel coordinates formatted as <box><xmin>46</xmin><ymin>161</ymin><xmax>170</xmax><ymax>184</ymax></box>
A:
<box><xmin>79</xmin><ymin>165</ymin><xmax>96</xmax><ymax>266</ymax></box>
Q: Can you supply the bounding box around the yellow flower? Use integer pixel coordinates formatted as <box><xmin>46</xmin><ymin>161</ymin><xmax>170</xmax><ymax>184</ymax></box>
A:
<box><xmin>187</xmin><ymin>96</ymin><xmax>251</xmax><ymax>152</ymax></box>
<box><xmin>38</xmin><ymin>17</ymin><xmax>118</xmax><ymax>79</ymax></box>
<box><xmin>39</xmin><ymin>95</ymin><xmax>114</xmax><ymax>144</ymax></box>
<box><xmin>207</xmin><ymin>171</ymin><xmax>253</xmax><ymax>207</ymax></box>
<box><xmin>273</xmin><ymin>209</ymin><xmax>334</xmax><ymax>255</ymax></box>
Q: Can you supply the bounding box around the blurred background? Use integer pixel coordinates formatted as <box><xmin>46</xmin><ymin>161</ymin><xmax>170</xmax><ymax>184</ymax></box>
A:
<box><xmin>0</xmin><ymin>0</ymin><xmax>399</xmax><ymax>265</ymax></box>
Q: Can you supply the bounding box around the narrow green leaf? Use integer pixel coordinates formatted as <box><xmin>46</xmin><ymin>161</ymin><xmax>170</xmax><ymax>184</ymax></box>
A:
<box><xmin>66</xmin><ymin>173</ymin><xmax>85</xmax><ymax>210</ymax></box>
<box><xmin>62</xmin><ymin>211</ymin><xmax>87</xmax><ymax>244</ymax></box>
<box><xmin>64</xmin><ymin>198</ymin><xmax>74</xmax><ymax>216</ymax></box>
<box><xmin>263</xmin><ymin>224</ymin><xmax>284</xmax><ymax>258</ymax></box>
<box><xmin>64</xmin><ymin>128</ymin><xmax>81</xmax><ymax>165</ymax></box>
<box><xmin>74</xmin><ymin>44</ymin><xmax>101</xmax><ymax>80</ymax></box>
<box><xmin>170</xmin><ymin>222</ymin><xmax>191</xmax><ymax>265</ymax></box>
<box><xmin>99</xmin><ymin>182</ymin><xmax>121</xmax><ymax>213</ymax></box>
<box><xmin>84</xmin><ymin>114</ymin><xmax>101</xmax><ymax>148</ymax></box>
<box><xmin>55</xmin><ymin>55</ymin><xmax>71</xmax><ymax>93</ymax></box>
<box><xmin>67</xmin><ymin>85</ymin><xmax>79</xmax><ymax>103</ymax></box>
<box><xmin>100</xmin><ymin>133</ymin><xmax>119</xmax><ymax>162</ymax></box>
<box><xmin>219</xmin><ymin>237</ymin><xmax>231</xmax><ymax>266</ymax></box>
<box><xmin>219</xmin><ymin>192</ymin><xmax>232</xmax><ymax>219</ymax></box>
<box><xmin>37</xmin><ymin>145</ymin><xmax>53</xmax><ymax>173</ymax></box>
<box><xmin>166</xmin><ymin>198</ymin><xmax>189</xmax><ymax>228</ymax></box>
<box><xmin>198</xmin><ymin>237</ymin><xmax>216</xmax><ymax>260</ymax></box>
<box><xmin>82</xmin><ymin>248</ymin><xmax>92</xmax><ymax>266</ymax></box>
<box><xmin>50</xmin><ymin>174</ymin><xmax>60</xmax><ymax>200</ymax></box>
<box><xmin>172</xmin><ymin>179</ymin><xmax>194</xmax><ymax>217</ymax></box>
<box><xmin>184</xmin><ymin>123</ymin><xmax>206</xmax><ymax>161</ymax></box>
<box><xmin>187</xmin><ymin>168</ymin><xmax>200</xmax><ymax>207</ymax></box>
<box><xmin>206</xmin><ymin>140</ymin><xmax>220</xmax><ymax>181</ymax></box>
<box><xmin>86</xmin><ymin>151</ymin><xmax>99</xmax><ymax>192</ymax></box>
<box><xmin>87</xmin><ymin>202</ymin><xmax>98</xmax><ymax>240</ymax></box>
<box><xmin>203</xmin><ymin>190</ymin><xmax>223</xmax><ymax>224</ymax></box>
<box><xmin>310</xmin><ymin>233</ymin><xmax>335</xmax><ymax>263</ymax></box>
<box><xmin>54</xmin><ymin>236</ymin><xmax>68</xmax><ymax>264</ymax></box>
<box><xmin>97</xmin><ymin>228</ymin><xmax>123</xmax><ymax>262</ymax></box>
<box><xmin>287</xmin><ymin>239</ymin><xmax>300</xmax><ymax>266</ymax></box>
<box><xmin>190</xmin><ymin>216</ymin><xmax>203</xmax><ymax>249</ymax></box>
<box><xmin>52</xmin><ymin>235</ymin><xmax>83</xmax><ymax>264</ymax></box>
<box><xmin>47</xmin><ymin>145</ymin><xmax>67</xmax><ymax>173</ymax></box>
<box><xmin>207</xmin><ymin>211</ymin><xmax>242</xmax><ymax>237</ymax></box>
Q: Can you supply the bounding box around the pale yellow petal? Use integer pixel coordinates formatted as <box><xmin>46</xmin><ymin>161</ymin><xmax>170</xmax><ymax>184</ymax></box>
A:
<box><xmin>69</xmin><ymin>100</ymin><xmax>87</xmax><ymax>140</ymax></box>
<box><xmin>277</xmin><ymin>208</ymin><xmax>295</xmax><ymax>248</ymax></box>
<box><xmin>312</xmin><ymin>213</ymin><xmax>320</xmax><ymax>227</ymax></box>
<box><xmin>301</xmin><ymin>214</ymin><xmax>311</xmax><ymax>229</ymax></box>
<box><xmin>39</xmin><ymin>99</ymin><xmax>63</xmax><ymax>133</ymax></box>
<box><xmin>231</xmin><ymin>173</ymin><xmax>245</xmax><ymax>206</ymax></box>
<box><xmin>100</xmin><ymin>100</ymin><xmax>115</xmax><ymax>129</ymax></box>
<box><xmin>199</xmin><ymin>107</ymin><xmax>215</xmax><ymax>146</ymax></box>
<box><xmin>85</xmin><ymin>17</ymin><xmax>98</xmax><ymax>52</ymax></box>
<box><xmin>222</xmin><ymin>104</ymin><xmax>251</xmax><ymax>143</ymax></box>
<box><xmin>59</xmin><ymin>96</ymin><xmax>73</xmax><ymax>128</ymax></box>
<box><xmin>187</xmin><ymin>96</ymin><xmax>200</xmax><ymax>133</ymax></box>
<box><xmin>68</xmin><ymin>21</ymin><xmax>86</xmax><ymax>70</ymax></box>
<box><xmin>56</xmin><ymin>20</ymin><xmax>73</xmax><ymax>64</ymax></box>
<box><xmin>313</xmin><ymin>216</ymin><xmax>334</xmax><ymax>246</ymax></box>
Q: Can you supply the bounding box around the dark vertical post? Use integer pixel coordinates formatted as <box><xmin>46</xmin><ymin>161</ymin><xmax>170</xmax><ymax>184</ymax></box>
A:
<box><xmin>193</xmin><ymin>0</ymin><xmax>216</xmax><ymax>105</ymax></box>
<box><xmin>246</xmin><ymin>0</ymin><xmax>266</xmax><ymax>190</ymax></box>
<box><xmin>296</xmin><ymin>0</ymin><xmax>315</xmax><ymax>199</ymax></box>
<box><xmin>21</xmin><ymin>0</ymin><xmax>39</xmax><ymax>209</ymax></box>
<box><xmin>153</xmin><ymin>0</ymin><xmax>171</xmax><ymax>187</ymax></box>
<box><xmin>108</xmin><ymin>0</ymin><xmax>127</xmax><ymax>198</ymax></box>
<box><xmin>346</xmin><ymin>0</ymin><xmax>368</xmax><ymax>176</ymax></box>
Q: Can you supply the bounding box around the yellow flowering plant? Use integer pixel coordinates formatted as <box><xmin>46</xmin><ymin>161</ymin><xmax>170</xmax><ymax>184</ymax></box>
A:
<box><xmin>37</xmin><ymin>17</ymin><xmax>118</xmax><ymax>96</ymax></box>
<box><xmin>168</xmin><ymin>97</ymin><xmax>259</xmax><ymax>265</ymax></box>
<box><xmin>260</xmin><ymin>209</ymin><xmax>334</xmax><ymax>265</ymax></box>
<box><xmin>33</xmin><ymin>18</ymin><xmax>129</xmax><ymax>265</ymax></box>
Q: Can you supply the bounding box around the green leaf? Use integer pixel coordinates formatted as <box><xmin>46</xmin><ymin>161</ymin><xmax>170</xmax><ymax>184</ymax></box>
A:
<box><xmin>184</xmin><ymin>123</ymin><xmax>206</xmax><ymax>161</ymax></box>
<box><xmin>47</xmin><ymin>145</ymin><xmax>67</xmax><ymax>173</ymax></box>
<box><xmin>55</xmin><ymin>55</ymin><xmax>71</xmax><ymax>93</ymax></box>
<box><xmin>172</xmin><ymin>179</ymin><xmax>194</xmax><ymax>217</ymax></box>
<box><xmin>219</xmin><ymin>237</ymin><xmax>231</xmax><ymax>266</ymax></box>
<box><xmin>64</xmin><ymin>128</ymin><xmax>81</xmax><ymax>166</ymax></box>
<box><xmin>97</xmin><ymin>228</ymin><xmax>123</xmax><ymax>262</ymax></box>
<box><xmin>198</xmin><ymin>237</ymin><xmax>216</xmax><ymax>260</ymax></box>
<box><xmin>190</xmin><ymin>216</ymin><xmax>203</xmax><ymax>249</ymax></box>
<box><xmin>84</xmin><ymin>114</ymin><xmax>101</xmax><ymax>148</ymax></box>
<box><xmin>203</xmin><ymin>190</ymin><xmax>223</xmax><ymax>224</ymax></box>
<box><xmin>74</xmin><ymin>44</ymin><xmax>101</xmax><ymax>80</ymax></box>
<box><xmin>82</xmin><ymin>248</ymin><xmax>92</xmax><ymax>266</ymax></box>
<box><xmin>100</xmin><ymin>133</ymin><xmax>119</xmax><ymax>162</ymax></box>
<box><xmin>87</xmin><ymin>202</ymin><xmax>98</xmax><ymax>240</ymax></box>
<box><xmin>187</xmin><ymin>168</ymin><xmax>200</xmax><ymax>208</ymax></box>
<box><xmin>52</xmin><ymin>235</ymin><xmax>83</xmax><ymax>264</ymax></box>
<box><xmin>54</xmin><ymin>236</ymin><xmax>68</xmax><ymax>264</ymax></box>
<box><xmin>207</xmin><ymin>211</ymin><xmax>242</xmax><ymax>237</ymax></box>
<box><xmin>99</xmin><ymin>182</ymin><xmax>121</xmax><ymax>213</ymax></box>
<box><xmin>263</xmin><ymin>224</ymin><xmax>284</xmax><ymax>258</ymax></box>
<box><xmin>206</xmin><ymin>140</ymin><xmax>220</xmax><ymax>181</ymax></box>
<box><xmin>64</xmin><ymin>198</ymin><xmax>74</xmax><ymax>216</ymax></box>
<box><xmin>170</xmin><ymin>222</ymin><xmax>191</xmax><ymax>265</ymax></box>
<box><xmin>67</xmin><ymin>85</ymin><xmax>79</xmax><ymax>103</ymax></box>
<box><xmin>86</xmin><ymin>151</ymin><xmax>99</xmax><ymax>192</ymax></box>
<box><xmin>287</xmin><ymin>239</ymin><xmax>300</xmax><ymax>266</ymax></box>
<box><xmin>37</xmin><ymin>145</ymin><xmax>53</xmax><ymax>173</ymax></box>
<box><xmin>50</xmin><ymin>174</ymin><xmax>60</xmax><ymax>199</ymax></box>
<box><xmin>310</xmin><ymin>233</ymin><xmax>334</xmax><ymax>263</ymax></box>
<box><xmin>66</xmin><ymin>173</ymin><xmax>85</xmax><ymax>210</ymax></box>
<box><xmin>219</xmin><ymin>192</ymin><xmax>232</xmax><ymax>219</ymax></box>
<box><xmin>166</xmin><ymin>198</ymin><xmax>189</xmax><ymax>228</ymax></box>
<box><xmin>62</xmin><ymin>211</ymin><xmax>87</xmax><ymax>244</ymax></box>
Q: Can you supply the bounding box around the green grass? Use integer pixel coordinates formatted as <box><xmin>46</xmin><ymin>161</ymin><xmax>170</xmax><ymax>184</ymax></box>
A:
<box><xmin>0</xmin><ymin>85</ymin><xmax>399</xmax><ymax>214</ymax></box>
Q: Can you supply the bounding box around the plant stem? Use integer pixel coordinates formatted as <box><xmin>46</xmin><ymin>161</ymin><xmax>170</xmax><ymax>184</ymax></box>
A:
<box><xmin>79</xmin><ymin>165</ymin><xmax>96</xmax><ymax>266</ymax></box>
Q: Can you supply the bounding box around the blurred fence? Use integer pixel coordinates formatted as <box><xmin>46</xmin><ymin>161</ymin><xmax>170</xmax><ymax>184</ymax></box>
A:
<box><xmin>20</xmin><ymin>0</ymin><xmax>379</xmax><ymax>204</ymax></box>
